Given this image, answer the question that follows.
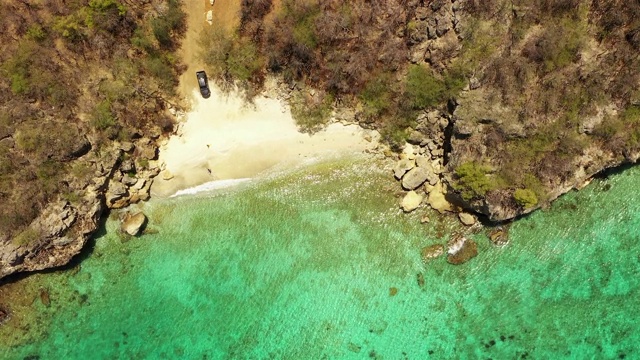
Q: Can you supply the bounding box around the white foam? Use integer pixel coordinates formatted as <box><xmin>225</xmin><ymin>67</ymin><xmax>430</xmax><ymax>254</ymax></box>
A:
<box><xmin>170</xmin><ymin>178</ymin><xmax>252</xmax><ymax>197</ymax></box>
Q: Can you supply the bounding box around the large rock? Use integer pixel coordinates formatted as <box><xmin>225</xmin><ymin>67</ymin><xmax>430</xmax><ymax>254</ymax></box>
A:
<box><xmin>393</xmin><ymin>158</ymin><xmax>416</xmax><ymax>179</ymax></box>
<box><xmin>427</xmin><ymin>182</ymin><xmax>453</xmax><ymax>213</ymax></box>
<box><xmin>402</xmin><ymin>167</ymin><xmax>437</xmax><ymax>190</ymax></box>
<box><xmin>446</xmin><ymin>236</ymin><xmax>478</xmax><ymax>265</ymax></box>
<box><xmin>105</xmin><ymin>181</ymin><xmax>128</xmax><ymax>207</ymax></box>
<box><xmin>401</xmin><ymin>191</ymin><xmax>423</xmax><ymax>213</ymax></box>
<box><xmin>458</xmin><ymin>212</ymin><xmax>477</xmax><ymax>226</ymax></box>
<box><xmin>121</xmin><ymin>212</ymin><xmax>147</xmax><ymax>236</ymax></box>
<box><xmin>122</xmin><ymin>174</ymin><xmax>138</xmax><ymax>186</ymax></box>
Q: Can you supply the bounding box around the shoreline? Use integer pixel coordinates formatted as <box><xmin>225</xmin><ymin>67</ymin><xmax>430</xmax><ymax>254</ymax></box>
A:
<box><xmin>151</xmin><ymin>82</ymin><xmax>383</xmax><ymax>198</ymax></box>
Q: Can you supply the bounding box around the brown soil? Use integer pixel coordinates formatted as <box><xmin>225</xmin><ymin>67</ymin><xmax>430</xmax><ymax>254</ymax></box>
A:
<box><xmin>177</xmin><ymin>0</ymin><xmax>241</xmax><ymax>103</ymax></box>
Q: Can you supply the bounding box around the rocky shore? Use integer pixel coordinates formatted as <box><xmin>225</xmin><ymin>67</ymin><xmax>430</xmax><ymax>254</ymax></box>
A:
<box><xmin>0</xmin><ymin>132</ymin><xmax>167</xmax><ymax>280</ymax></box>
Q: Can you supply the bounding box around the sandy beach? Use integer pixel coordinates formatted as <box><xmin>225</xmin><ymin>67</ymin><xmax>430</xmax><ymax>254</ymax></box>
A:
<box><xmin>151</xmin><ymin>0</ymin><xmax>380</xmax><ymax>197</ymax></box>
<box><xmin>151</xmin><ymin>85</ymin><xmax>380</xmax><ymax>197</ymax></box>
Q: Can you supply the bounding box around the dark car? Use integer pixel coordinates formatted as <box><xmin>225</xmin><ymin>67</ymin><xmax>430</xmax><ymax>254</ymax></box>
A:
<box><xmin>196</xmin><ymin>70</ymin><xmax>211</xmax><ymax>98</ymax></box>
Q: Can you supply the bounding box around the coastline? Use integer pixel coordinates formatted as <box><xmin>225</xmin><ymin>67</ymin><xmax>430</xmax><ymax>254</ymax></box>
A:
<box><xmin>151</xmin><ymin>83</ymin><xmax>383</xmax><ymax>198</ymax></box>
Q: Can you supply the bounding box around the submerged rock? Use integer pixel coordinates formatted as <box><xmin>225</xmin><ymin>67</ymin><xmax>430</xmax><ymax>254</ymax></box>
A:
<box><xmin>0</xmin><ymin>306</ymin><xmax>9</xmax><ymax>324</ymax></box>
<box><xmin>489</xmin><ymin>226</ymin><xmax>509</xmax><ymax>246</ymax></box>
<box><xmin>421</xmin><ymin>244</ymin><xmax>445</xmax><ymax>261</ymax></box>
<box><xmin>121</xmin><ymin>212</ymin><xmax>147</xmax><ymax>236</ymax></box>
<box><xmin>446</xmin><ymin>236</ymin><xmax>478</xmax><ymax>265</ymax></box>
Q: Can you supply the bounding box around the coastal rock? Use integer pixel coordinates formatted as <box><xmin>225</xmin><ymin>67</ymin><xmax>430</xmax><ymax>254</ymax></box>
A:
<box><xmin>458</xmin><ymin>212</ymin><xmax>476</xmax><ymax>226</ymax></box>
<box><xmin>402</xmin><ymin>144</ymin><xmax>417</xmax><ymax>160</ymax></box>
<box><xmin>407</xmin><ymin>130</ymin><xmax>429</xmax><ymax>145</ymax></box>
<box><xmin>446</xmin><ymin>236</ymin><xmax>478</xmax><ymax>265</ymax></box>
<box><xmin>402</xmin><ymin>167</ymin><xmax>437</xmax><ymax>190</ymax></box>
<box><xmin>122</xmin><ymin>174</ymin><xmax>138</xmax><ymax>187</ymax></box>
<box><xmin>489</xmin><ymin>227</ymin><xmax>509</xmax><ymax>246</ymax></box>
<box><xmin>121</xmin><ymin>212</ymin><xmax>147</xmax><ymax>236</ymax></box>
<box><xmin>0</xmin><ymin>307</ymin><xmax>9</xmax><ymax>324</ymax></box>
<box><xmin>421</xmin><ymin>244</ymin><xmax>445</xmax><ymax>261</ymax></box>
<box><xmin>161</xmin><ymin>170</ymin><xmax>174</xmax><ymax>180</ymax></box>
<box><xmin>120</xmin><ymin>159</ymin><xmax>135</xmax><ymax>173</ymax></box>
<box><xmin>401</xmin><ymin>191</ymin><xmax>423</xmax><ymax>213</ymax></box>
<box><xmin>105</xmin><ymin>181</ymin><xmax>128</xmax><ymax>207</ymax></box>
<box><xmin>427</xmin><ymin>182</ymin><xmax>453</xmax><ymax>213</ymax></box>
<box><xmin>393</xmin><ymin>158</ymin><xmax>415</xmax><ymax>179</ymax></box>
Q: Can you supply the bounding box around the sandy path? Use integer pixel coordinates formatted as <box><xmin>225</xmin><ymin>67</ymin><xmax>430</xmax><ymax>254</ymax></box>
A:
<box><xmin>153</xmin><ymin>1</ymin><xmax>380</xmax><ymax>197</ymax></box>
<box><xmin>177</xmin><ymin>0</ymin><xmax>240</xmax><ymax>100</ymax></box>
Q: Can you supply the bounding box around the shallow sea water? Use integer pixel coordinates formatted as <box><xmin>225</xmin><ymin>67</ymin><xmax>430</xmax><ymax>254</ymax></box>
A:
<box><xmin>1</xmin><ymin>158</ymin><xmax>639</xmax><ymax>359</ymax></box>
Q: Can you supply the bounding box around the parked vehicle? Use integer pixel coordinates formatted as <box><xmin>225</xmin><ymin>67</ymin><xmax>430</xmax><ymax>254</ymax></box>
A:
<box><xmin>196</xmin><ymin>70</ymin><xmax>211</xmax><ymax>98</ymax></box>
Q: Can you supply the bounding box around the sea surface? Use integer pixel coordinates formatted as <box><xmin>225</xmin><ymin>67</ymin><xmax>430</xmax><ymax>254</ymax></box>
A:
<box><xmin>1</xmin><ymin>157</ymin><xmax>639</xmax><ymax>359</ymax></box>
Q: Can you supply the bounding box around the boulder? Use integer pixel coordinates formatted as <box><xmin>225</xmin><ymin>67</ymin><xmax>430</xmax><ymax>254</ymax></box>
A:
<box><xmin>120</xmin><ymin>159</ymin><xmax>135</xmax><ymax>173</ymax></box>
<box><xmin>121</xmin><ymin>212</ymin><xmax>147</xmax><ymax>236</ymax></box>
<box><xmin>458</xmin><ymin>212</ymin><xmax>477</xmax><ymax>226</ymax></box>
<box><xmin>407</xmin><ymin>130</ymin><xmax>428</xmax><ymax>145</ymax></box>
<box><xmin>403</xmin><ymin>167</ymin><xmax>437</xmax><ymax>190</ymax></box>
<box><xmin>446</xmin><ymin>236</ymin><xmax>478</xmax><ymax>265</ymax></box>
<box><xmin>402</xmin><ymin>143</ymin><xmax>417</xmax><ymax>160</ymax></box>
<box><xmin>119</xmin><ymin>141</ymin><xmax>135</xmax><ymax>152</ymax></box>
<box><xmin>105</xmin><ymin>181</ymin><xmax>128</xmax><ymax>207</ymax></box>
<box><xmin>401</xmin><ymin>191</ymin><xmax>423</xmax><ymax>213</ymax></box>
<box><xmin>393</xmin><ymin>158</ymin><xmax>416</xmax><ymax>179</ymax></box>
<box><xmin>421</xmin><ymin>244</ymin><xmax>445</xmax><ymax>261</ymax></box>
<box><xmin>427</xmin><ymin>182</ymin><xmax>453</xmax><ymax>213</ymax></box>
<box><xmin>122</xmin><ymin>174</ymin><xmax>138</xmax><ymax>186</ymax></box>
<box><xmin>415</xmin><ymin>155</ymin><xmax>431</xmax><ymax>169</ymax></box>
<box><xmin>489</xmin><ymin>227</ymin><xmax>509</xmax><ymax>246</ymax></box>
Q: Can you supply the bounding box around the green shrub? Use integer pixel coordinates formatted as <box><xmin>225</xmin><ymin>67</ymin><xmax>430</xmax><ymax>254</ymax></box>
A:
<box><xmin>91</xmin><ymin>100</ymin><xmax>116</xmax><ymax>130</ymax></box>
<box><xmin>453</xmin><ymin>161</ymin><xmax>497</xmax><ymax>200</ymax></box>
<box><xmin>282</xmin><ymin>0</ymin><xmax>320</xmax><ymax>49</ymax></box>
<box><xmin>54</xmin><ymin>14</ymin><xmax>84</xmax><ymax>41</ymax></box>
<box><xmin>15</xmin><ymin>127</ymin><xmax>41</xmax><ymax>153</ymax></box>
<box><xmin>152</xmin><ymin>0</ymin><xmax>185</xmax><ymax>49</ymax></box>
<box><xmin>359</xmin><ymin>74</ymin><xmax>393</xmax><ymax>120</ymax></box>
<box><xmin>226</xmin><ymin>40</ymin><xmax>263</xmax><ymax>82</ymax></box>
<box><xmin>26</xmin><ymin>24</ymin><xmax>47</xmax><ymax>41</ymax></box>
<box><xmin>514</xmin><ymin>188</ymin><xmax>538</xmax><ymax>208</ymax></box>
<box><xmin>290</xmin><ymin>92</ymin><xmax>333</xmax><ymax>133</ymax></box>
<box><xmin>405</xmin><ymin>65</ymin><xmax>445</xmax><ymax>109</ymax></box>
<box><xmin>12</xmin><ymin>228</ymin><xmax>41</xmax><ymax>247</ymax></box>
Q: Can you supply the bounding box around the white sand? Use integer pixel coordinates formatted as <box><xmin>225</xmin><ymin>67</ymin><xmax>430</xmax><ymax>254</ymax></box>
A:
<box><xmin>151</xmin><ymin>87</ymin><xmax>380</xmax><ymax>197</ymax></box>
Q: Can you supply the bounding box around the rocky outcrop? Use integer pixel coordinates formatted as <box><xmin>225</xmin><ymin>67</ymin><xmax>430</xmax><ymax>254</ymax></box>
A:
<box><xmin>0</xmin><ymin>138</ymin><xmax>162</xmax><ymax>280</ymax></box>
<box><xmin>393</xmin><ymin>110</ymin><xmax>455</xmax><ymax>215</ymax></box>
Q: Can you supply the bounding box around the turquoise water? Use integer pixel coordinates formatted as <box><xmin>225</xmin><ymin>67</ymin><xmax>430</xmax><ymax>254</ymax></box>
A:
<box><xmin>1</xmin><ymin>158</ymin><xmax>639</xmax><ymax>359</ymax></box>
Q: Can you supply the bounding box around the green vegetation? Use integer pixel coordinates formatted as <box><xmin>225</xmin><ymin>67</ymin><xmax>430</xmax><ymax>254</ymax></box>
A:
<box><xmin>359</xmin><ymin>74</ymin><xmax>394</xmax><ymax>121</ymax></box>
<box><xmin>453</xmin><ymin>162</ymin><xmax>499</xmax><ymax>200</ymax></box>
<box><xmin>514</xmin><ymin>188</ymin><xmax>539</xmax><ymax>208</ymax></box>
<box><xmin>0</xmin><ymin>0</ymin><xmax>184</xmax><ymax>240</ymax></box>
<box><xmin>91</xmin><ymin>100</ymin><xmax>116</xmax><ymax>130</ymax></box>
<box><xmin>12</xmin><ymin>228</ymin><xmax>41</xmax><ymax>247</ymax></box>
<box><xmin>199</xmin><ymin>27</ymin><xmax>264</xmax><ymax>86</ymax></box>
<box><xmin>290</xmin><ymin>92</ymin><xmax>334</xmax><ymax>133</ymax></box>
<box><xmin>405</xmin><ymin>65</ymin><xmax>446</xmax><ymax>109</ymax></box>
